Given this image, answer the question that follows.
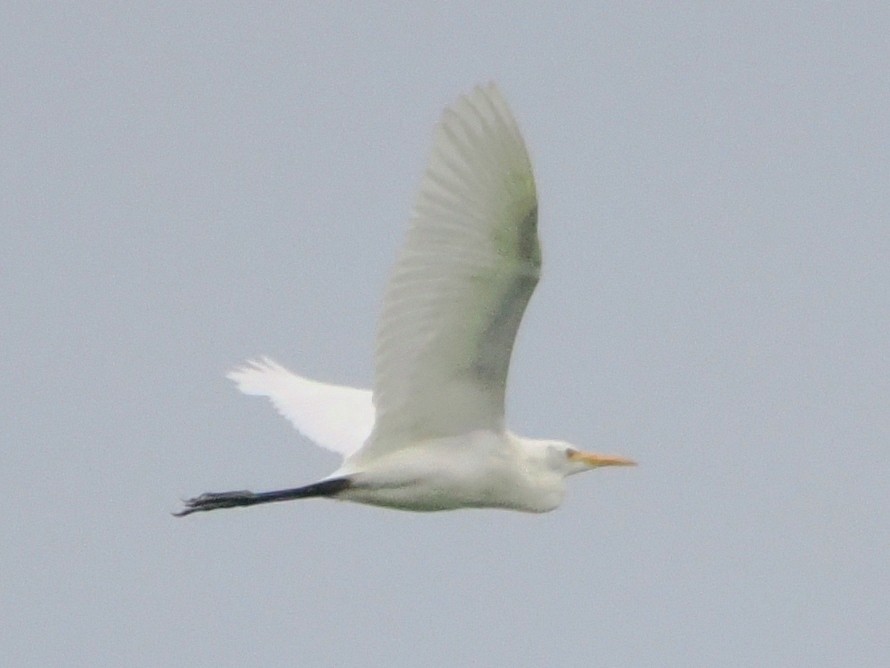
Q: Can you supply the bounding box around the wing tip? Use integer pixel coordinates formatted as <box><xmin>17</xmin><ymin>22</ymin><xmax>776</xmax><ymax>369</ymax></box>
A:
<box><xmin>226</xmin><ymin>356</ymin><xmax>288</xmax><ymax>395</ymax></box>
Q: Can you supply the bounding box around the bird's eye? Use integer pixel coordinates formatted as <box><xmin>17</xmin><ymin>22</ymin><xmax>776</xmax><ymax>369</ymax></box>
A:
<box><xmin>565</xmin><ymin>448</ymin><xmax>578</xmax><ymax>459</ymax></box>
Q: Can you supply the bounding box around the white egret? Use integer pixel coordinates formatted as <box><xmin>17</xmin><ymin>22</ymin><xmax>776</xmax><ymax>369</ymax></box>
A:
<box><xmin>176</xmin><ymin>84</ymin><xmax>634</xmax><ymax>517</ymax></box>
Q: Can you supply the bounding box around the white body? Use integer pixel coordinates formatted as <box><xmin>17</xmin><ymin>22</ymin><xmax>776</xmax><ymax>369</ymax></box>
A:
<box><xmin>336</xmin><ymin>432</ymin><xmax>567</xmax><ymax>513</ymax></box>
<box><xmin>187</xmin><ymin>84</ymin><xmax>634</xmax><ymax>517</ymax></box>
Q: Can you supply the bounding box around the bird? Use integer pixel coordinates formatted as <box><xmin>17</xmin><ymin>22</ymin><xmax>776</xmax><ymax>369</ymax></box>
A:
<box><xmin>175</xmin><ymin>83</ymin><xmax>635</xmax><ymax>517</ymax></box>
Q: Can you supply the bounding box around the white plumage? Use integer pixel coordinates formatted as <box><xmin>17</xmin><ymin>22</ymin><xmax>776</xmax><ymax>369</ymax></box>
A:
<box><xmin>228</xmin><ymin>357</ymin><xmax>372</xmax><ymax>456</ymax></box>
<box><xmin>177</xmin><ymin>84</ymin><xmax>634</xmax><ymax>517</ymax></box>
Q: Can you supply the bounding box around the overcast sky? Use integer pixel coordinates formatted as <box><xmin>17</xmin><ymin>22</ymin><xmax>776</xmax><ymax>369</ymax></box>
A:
<box><xmin>3</xmin><ymin>3</ymin><xmax>888</xmax><ymax>666</ymax></box>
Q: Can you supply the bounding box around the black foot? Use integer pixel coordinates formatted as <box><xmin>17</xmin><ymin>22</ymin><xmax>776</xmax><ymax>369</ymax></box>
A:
<box><xmin>173</xmin><ymin>490</ymin><xmax>257</xmax><ymax>517</ymax></box>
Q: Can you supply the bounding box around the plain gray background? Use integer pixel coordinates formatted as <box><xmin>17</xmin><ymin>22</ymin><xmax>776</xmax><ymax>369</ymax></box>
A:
<box><xmin>3</xmin><ymin>3</ymin><xmax>888</xmax><ymax>666</ymax></box>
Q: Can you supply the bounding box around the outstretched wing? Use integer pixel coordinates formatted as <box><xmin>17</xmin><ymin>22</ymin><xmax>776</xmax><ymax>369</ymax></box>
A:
<box><xmin>352</xmin><ymin>84</ymin><xmax>539</xmax><ymax>465</ymax></box>
<box><xmin>228</xmin><ymin>358</ymin><xmax>374</xmax><ymax>457</ymax></box>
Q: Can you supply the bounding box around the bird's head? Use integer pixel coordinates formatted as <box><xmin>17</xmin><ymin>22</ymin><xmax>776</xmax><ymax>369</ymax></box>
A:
<box><xmin>543</xmin><ymin>440</ymin><xmax>636</xmax><ymax>477</ymax></box>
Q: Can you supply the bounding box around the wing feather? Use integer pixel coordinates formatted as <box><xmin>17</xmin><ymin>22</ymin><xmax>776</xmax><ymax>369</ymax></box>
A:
<box><xmin>350</xmin><ymin>84</ymin><xmax>539</xmax><ymax>464</ymax></box>
<box><xmin>227</xmin><ymin>358</ymin><xmax>373</xmax><ymax>457</ymax></box>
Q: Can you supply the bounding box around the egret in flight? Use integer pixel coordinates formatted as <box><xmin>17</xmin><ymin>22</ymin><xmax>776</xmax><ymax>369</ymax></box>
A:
<box><xmin>175</xmin><ymin>84</ymin><xmax>634</xmax><ymax>517</ymax></box>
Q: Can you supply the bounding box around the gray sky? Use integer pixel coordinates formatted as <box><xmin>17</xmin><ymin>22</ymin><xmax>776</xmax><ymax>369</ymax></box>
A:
<box><xmin>3</xmin><ymin>3</ymin><xmax>888</xmax><ymax>666</ymax></box>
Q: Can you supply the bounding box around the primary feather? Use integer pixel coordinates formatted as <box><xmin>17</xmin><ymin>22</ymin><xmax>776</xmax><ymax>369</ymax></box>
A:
<box><xmin>227</xmin><ymin>358</ymin><xmax>373</xmax><ymax>456</ymax></box>
<box><xmin>354</xmin><ymin>83</ymin><xmax>539</xmax><ymax>465</ymax></box>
